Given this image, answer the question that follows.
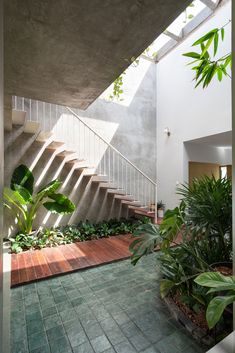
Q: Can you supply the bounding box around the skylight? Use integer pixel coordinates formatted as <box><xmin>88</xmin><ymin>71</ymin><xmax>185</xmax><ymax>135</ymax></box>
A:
<box><xmin>166</xmin><ymin>0</ymin><xmax>206</xmax><ymax>35</ymax></box>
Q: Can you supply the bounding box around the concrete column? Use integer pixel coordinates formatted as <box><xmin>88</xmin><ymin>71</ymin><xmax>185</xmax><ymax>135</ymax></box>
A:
<box><xmin>0</xmin><ymin>0</ymin><xmax>4</xmax><ymax>352</ymax></box>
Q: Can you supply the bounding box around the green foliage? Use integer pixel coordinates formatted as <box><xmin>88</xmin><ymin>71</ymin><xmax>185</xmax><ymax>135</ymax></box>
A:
<box><xmin>183</xmin><ymin>22</ymin><xmax>231</xmax><ymax>88</ymax></box>
<box><xmin>177</xmin><ymin>176</ymin><xmax>232</xmax><ymax>261</ymax></box>
<box><xmin>195</xmin><ymin>272</ymin><xmax>235</xmax><ymax>329</ymax></box>
<box><xmin>129</xmin><ymin>176</ymin><xmax>232</xmax><ymax>325</ymax></box>
<box><xmin>129</xmin><ymin>223</ymin><xmax>162</xmax><ymax>265</ymax></box>
<box><xmin>10</xmin><ymin>217</ymin><xmax>150</xmax><ymax>253</ymax></box>
<box><xmin>4</xmin><ymin>164</ymin><xmax>75</xmax><ymax>234</ymax></box>
<box><xmin>109</xmin><ymin>73</ymin><xmax>125</xmax><ymax>101</ymax></box>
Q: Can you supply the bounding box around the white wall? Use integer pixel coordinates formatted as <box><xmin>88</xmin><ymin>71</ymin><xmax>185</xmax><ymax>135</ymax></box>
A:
<box><xmin>156</xmin><ymin>1</ymin><xmax>231</xmax><ymax>209</ymax></box>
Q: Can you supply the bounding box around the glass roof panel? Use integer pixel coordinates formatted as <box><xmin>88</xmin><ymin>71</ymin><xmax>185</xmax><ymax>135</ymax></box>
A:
<box><xmin>148</xmin><ymin>34</ymin><xmax>170</xmax><ymax>56</ymax></box>
<box><xmin>166</xmin><ymin>0</ymin><xmax>206</xmax><ymax>35</ymax></box>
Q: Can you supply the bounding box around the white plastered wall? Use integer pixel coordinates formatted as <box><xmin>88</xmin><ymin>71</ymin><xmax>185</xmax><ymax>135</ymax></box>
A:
<box><xmin>156</xmin><ymin>0</ymin><xmax>232</xmax><ymax>209</ymax></box>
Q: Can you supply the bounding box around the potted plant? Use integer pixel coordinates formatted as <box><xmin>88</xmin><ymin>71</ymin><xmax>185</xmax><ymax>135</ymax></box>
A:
<box><xmin>157</xmin><ymin>200</ymin><xmax>165</xmax><ymax>218</ymax></box>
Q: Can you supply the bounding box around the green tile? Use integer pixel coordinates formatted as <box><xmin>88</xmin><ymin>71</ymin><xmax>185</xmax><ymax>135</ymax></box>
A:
<box><xmin>59</xmin><ymin>309</ymin><xmax>78</xmax><ymax>323</ymax></box>
<box><xmin>30</xmin><ymin>345</ymin><xmax>51</xmax><ymax>353</ymax></box>
<box><xmin>105</xmin><ymin>327</ymin><xmax>127</xmax><ymax>345</ymax></box>
<box><xmin>44</xmin><ymin>314</ymin><xmax>62</xmax><ymax>330</ymax></box>
<box><xmin>46</xmin><ymin>325</ymin><xmax>65</xmax><ymax>342</ymax></box>
<box><xmin>49</xmin><ymin>336</ymin><xmax>72</xmax><ymax>353</ymax></box>
<box><xmin>114</xmin><ymin>341</ymin><xmax>137</xmax><ymax>353</ymax></box>
<box><xmin>28</xmin><ymin>331</ymin><xmax>48</xmax><ymax>351</ymax></box>
<box><xmin>27</xmin><ymin>319</ymin><xmax>44</xmax><ymax>336</ymax></box>
<box><xmin>57</xmin><ymin>301</ymin><xmax>73</xmax><ymax>312</ymax></box>
<box><xmin>11</xmin><ymin>339</ymin><xmax>29</xmax><ymax>353</ymax></box>
<box><xmin>112</xmin><ymin>312</ymin><xmax>130</xmax><ymax>326</ymax></box>
<box><xmin>129</xmin><ymin>333</ymin><xmax>151</xmax><ymax>351</ymax></box>
<box><xmin>90</xmin><ymin>335</ymin><xmax>112</xmax><ymax>353</ymax></box>
<box><xmin>73</xmin><ymin>341</ymin><xmax>95</xmax><ymax>353</ymax></box>
<box><xmin>84</xmin><ymin>322</ymin><xmax>104</xmax><ymax>340</ymax></box>
<box><xmin>67</xmin><ymin>329</ymin><xmax>88</xmax><ymax>347</ymax></box>
<box><xmin>41</xmin><ymin>306</ymin><xmax>57</xmax><ymax>317</ymax></box>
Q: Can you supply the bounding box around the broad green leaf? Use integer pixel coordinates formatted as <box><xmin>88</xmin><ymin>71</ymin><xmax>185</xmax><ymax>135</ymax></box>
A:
<box><xmin>221</xmin><ymin>27</ymin><xmax>224</xmax><ymax>41</ymax></box>
<box><xmin>129</xmin><ymin>223</ymin><xmax>162</xmax><ymax>265</ymax></box>
<box><xmin>206</xmin><ymin>295</ymin><xmax>235</xmax><ymax>329</ymax></box>
<box><xmin>160</xmin><ymin>279</ymin><xmax>175</xmax><ymax>298</ymax></box>
<box><xmin>14</xmin><ymin>185</ymin><xmax>32</xmax><ymax>203</ymax></box>
<box><xmin>193</xmin><ymin>29</ymin><xmax>218</xmax><ymax>46</ymax></box>
<box><xmin>43</xmin><ymin>193</ymin><xmax>75</xmax><ymax>214</ymax></box>
<box><xmin>182</xmin><ymin>52</ymin><xmax>201</xmax><ymax>59</ymax></box>
<box><xmin>213</xmin><ymin>32</ymin><xmax>219</xmax><ymax>56</ymax></box>
<box><xmin>11</xmin><ymin>164</ymin><xmax>34</xmax><ymax>195</ymax></box>
<box><xmin>195</xmin><ymin>272</ymin><xmax>235</xmax><ymax>289</ymax></box>
<box><xmin>4</xmin><ymin>187</ymin><xmax>28</xmax><ymax>206</ymax></box>
<box><xmin>37</xmin><ymin>180</ymin><xmax>62</xmax><ymax>199</ymax></box>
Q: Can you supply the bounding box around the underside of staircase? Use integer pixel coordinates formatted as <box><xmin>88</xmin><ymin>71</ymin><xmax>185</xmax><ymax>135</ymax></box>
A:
<box><xmin>4</xmin><ymin>109</ymin><xmax>156</xmax><ymax>233</ymax></box>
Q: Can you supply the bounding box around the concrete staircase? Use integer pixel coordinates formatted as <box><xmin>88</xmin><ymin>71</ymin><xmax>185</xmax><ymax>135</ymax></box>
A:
<box><xmin>4</xmin><ymin>109</ymin><xmax>156</xmax><ymax>231</ymax></box>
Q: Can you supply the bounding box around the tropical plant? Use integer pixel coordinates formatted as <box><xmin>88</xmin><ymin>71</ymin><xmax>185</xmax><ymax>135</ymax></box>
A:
<box><xmin>9</xmin><ymin>217</ymin><xmax>150</xmax><ymax>253</ymax></box>
<box><xmin>195</xmin><ymin>272</ymin><xmax>235</xmax><ymax>329</ymax></box>
<box><xmin>4</xmin><ymin>164</ymin><xmax>75</xmax><ymax>234</ymax></box>
<box><xmin>183</xmin><ymin>21</ymin><xmax>231</xmax><ymax>88</ymax></box>
<box><xmin>177</xmin><ymin>176</ymin><xmax>232</xmax><ymax>262</ymax></box>
<box><xmin>157</xmin><ymin>200</ymin><xmax>165</xmax><ymax>209</ymax></box>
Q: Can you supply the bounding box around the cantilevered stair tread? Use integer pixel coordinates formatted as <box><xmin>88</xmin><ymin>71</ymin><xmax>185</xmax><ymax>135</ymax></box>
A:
<box><xmin>24</xmin><ymin>121</ymin><xmax>41</xmax><ymax>134</ymax></box>
<box><xmin>12</xmin><ymin>110</ymin><xmax>26</xmax><ymax>125</ymax></box>
<box><xmin>92</xmin><ymin>175</ymin><xmax>109</xmax><ymax>183</ymax></box>
<box><xmin>57</xmin><ymin>150</ymin><xmax>76</xmax><ymax>157</ymax></box>
<box><xmin>121</xmin><ymin>200</ymin><xmax>141</xmax><ymax>206</ymax></box>
<box><xmin>47</xmin><ymin>141</ymin><xmax>65</xmax><ymax>149</ymax></box>
<box><xmin>36</xmin><ymin>131</ymin><xmax>54</xmax><ymax>142</ymax></box>
<box><xmin>107</xmin><ymin>189</ymin><xmax>125</xmax><ymax>195</ymax></box>
<box><xmin>99</xmin><ymin>183</ymin><xmax>117</xmax><ymax>189</ymax></box>
<box><xmin>114</xmin><ymin>195</ymin><xmax>134</xmax><ymax>201</ymax></box>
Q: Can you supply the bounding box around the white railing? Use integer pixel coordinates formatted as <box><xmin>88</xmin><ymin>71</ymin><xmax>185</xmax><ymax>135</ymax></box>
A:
<box><xmin>12</xmin><ymin>96</ymin><xmax>157</xmax><ymax>213</ymax></box>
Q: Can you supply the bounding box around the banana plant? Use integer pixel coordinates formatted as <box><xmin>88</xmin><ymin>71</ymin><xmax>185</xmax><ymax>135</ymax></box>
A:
<box><xmin>4</xmin><ymin>164</ymin><xmax>75</xmax><ymax>234</ymax></box>
<box><xmin>195</xmin><ymin>272</ymin><xmax>235</xmax><ymax>329</ymax></box>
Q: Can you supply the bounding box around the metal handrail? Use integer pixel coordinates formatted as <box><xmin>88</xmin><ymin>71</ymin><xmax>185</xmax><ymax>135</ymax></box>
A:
<box><xmin>66</xmin><ymin>106</ymin><xmax>157</xmax><ymax>187</ymax></box>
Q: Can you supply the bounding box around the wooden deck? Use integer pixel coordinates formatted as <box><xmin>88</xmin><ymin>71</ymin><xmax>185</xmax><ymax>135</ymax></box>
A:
<box><xmin>11</xmin><ymin>234</ymin><xmax>132</xmax><ymax>287</ymax></box>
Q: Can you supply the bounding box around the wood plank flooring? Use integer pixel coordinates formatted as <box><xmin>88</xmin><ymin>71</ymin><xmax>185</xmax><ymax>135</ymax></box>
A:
<box><xmin>11</xmin><ymin>234</ymin><xmax>132</xmax><ymax>287</ymax></box>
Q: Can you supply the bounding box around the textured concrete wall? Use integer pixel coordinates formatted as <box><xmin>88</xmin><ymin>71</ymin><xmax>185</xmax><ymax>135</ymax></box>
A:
<box><xmin>4</xmin><ymin>59</ymin><xmax>156</xmax><ymax>232</ymax></box>
<box><xmin>76</xmin><ymin>59</ymin><xmax>156</xmax><ymax>182</ymax></box>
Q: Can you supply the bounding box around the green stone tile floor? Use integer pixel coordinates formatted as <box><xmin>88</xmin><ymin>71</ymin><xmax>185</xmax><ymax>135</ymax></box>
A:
<box><xmin>11</xmin><ymin>254</ymin><xmax>206</xmax><ymax>353</ymax></box>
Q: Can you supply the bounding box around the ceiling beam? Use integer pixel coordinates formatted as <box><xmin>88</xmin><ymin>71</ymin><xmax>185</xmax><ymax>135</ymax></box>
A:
<box><xmin>164</xmin><ymin>30</ymin><xmax>181</xmax><ymax>42</ymax></box>
<box><xmin>199</xmin><ymin>0</ymin><xmax>217</xmax><ymax>10</ymax></box>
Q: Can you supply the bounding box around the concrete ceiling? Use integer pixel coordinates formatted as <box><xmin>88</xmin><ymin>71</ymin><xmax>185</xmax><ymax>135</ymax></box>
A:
<box><xmin>5</xmin><ymin>0</ymin><xmax>191</xmax><ymax>110</ymax></box>
<box><xmin>186</xmin><ymin>131</ymin><xmax>232</xmax><ymax>148</ymax></box>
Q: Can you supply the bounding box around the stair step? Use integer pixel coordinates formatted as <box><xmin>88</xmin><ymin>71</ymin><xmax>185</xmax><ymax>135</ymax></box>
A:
<box><xmin>24</xmin><ymin>121</ymin><xmax>41</xmax><ymax>134</ymax></box>
<box><xmin>134</xmin><ymin>208</ymin><xmax>155</xmax><ymax>218</ymax></box>
<box><xmin>114</xmin><ymin>195</ymin><xmax>134</xmax><ymax>201</ymax></box>
<box><xmin>12</xmin><ymin>110</ymin><xmax>26</xmax><ymax>125</ymax></box>
<box><xmin>99</xmin><ymin>183</ymin><xmax>117</xmax><ymax>189</ymax></box>
<box><xmin>92</xmin><ymin>175</ymin><xmax>109</xmax><ymax>183</ymax></box>
<box><xmin>57</xmin><ymin>150</ymin><xmax>76</xmax><ymax>157</ymax></box>
<box><xmin>107</xmin><ymin>189</ymin><xmax>125</xmax><ymax>195</ymax></box>
<box><xmin>129</xmin><ymin>205</ymin><xmax>148</xmax><ymax>210</ymax></box>
<box><xmin>36</xmin><ymin>131</ymin><xmax>53</xmax><ymax>142</ymax></box>
<box><xmin>47</xmin><ymin>141</ymin><xmax>65</xmax><ymax>149</ymax></box>
<box><xmin>121</xmin><ymin>200</ymin><xmax>141</xmax><ymax>206</ymax></box>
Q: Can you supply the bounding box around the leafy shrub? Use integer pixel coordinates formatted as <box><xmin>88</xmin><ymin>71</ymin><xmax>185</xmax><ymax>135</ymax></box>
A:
<box><xmin>4</xmin><ymin>164</ymin><xmax>75</xmax><ymax>234</ymax></box>
<box><xmin>129</xmin><ymin>177</ymin><xmax>232</xmax><ymax>324</ymax></box>
<box><xmin>10</xmin><ymin>217</ymin><xmax>151</xmax><ymax>253</ymax></box>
